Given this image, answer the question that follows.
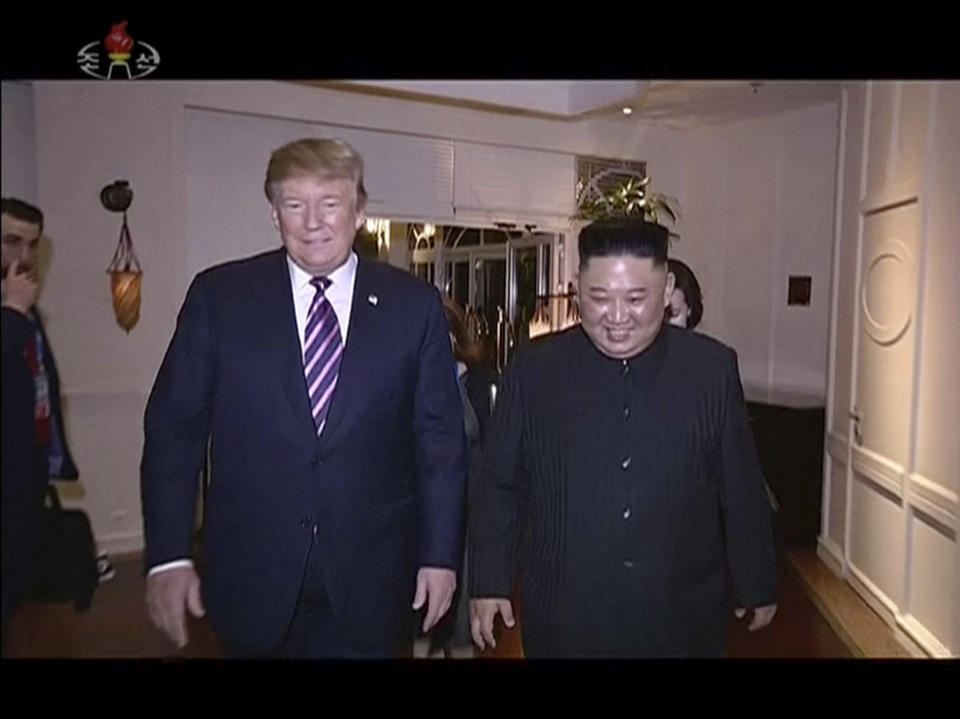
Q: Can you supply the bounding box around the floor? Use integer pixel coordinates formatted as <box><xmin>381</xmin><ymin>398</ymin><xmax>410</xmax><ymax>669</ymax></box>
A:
<box><xmin>5</xmin><ymin>547</ymin><xmax>888</xmax><ymax>660</ymax></box>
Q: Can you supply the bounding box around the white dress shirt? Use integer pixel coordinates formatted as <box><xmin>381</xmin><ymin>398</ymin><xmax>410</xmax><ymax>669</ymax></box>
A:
<box><xmin>287</xmin><ymin>250</ymin><xmax>357</xmax><ymax>351</ymax></box>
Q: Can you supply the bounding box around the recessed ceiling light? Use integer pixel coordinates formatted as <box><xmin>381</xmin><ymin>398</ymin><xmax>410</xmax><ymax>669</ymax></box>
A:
<box><xmin>622</xmin><ymin>106</ymin><xmax>633</xmax><ymax>115</ymax></box>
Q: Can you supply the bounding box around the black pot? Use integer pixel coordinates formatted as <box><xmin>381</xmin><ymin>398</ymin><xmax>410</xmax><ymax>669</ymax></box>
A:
<box><xmin>100</xmin><ymin>181</ymin><xmax>133</xmax><ymax>212</ymax></box>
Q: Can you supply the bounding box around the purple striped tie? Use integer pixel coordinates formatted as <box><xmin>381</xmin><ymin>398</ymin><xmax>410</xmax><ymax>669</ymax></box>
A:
<box><xmin>303</xmin><ymin>277</ymin><xmax>343</xmax><ymax>437</ymax></box>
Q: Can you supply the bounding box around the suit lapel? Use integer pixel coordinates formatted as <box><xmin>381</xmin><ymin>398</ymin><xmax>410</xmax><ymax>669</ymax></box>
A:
<box><xmin>262</xmin><ymin>250</ymin><xmax>319</xmax><ymax>451</ymax></box>
<box><xmin>316</xmin><ymin>257</ymin><xmax>379</xmax><ymax>450</ymax></box>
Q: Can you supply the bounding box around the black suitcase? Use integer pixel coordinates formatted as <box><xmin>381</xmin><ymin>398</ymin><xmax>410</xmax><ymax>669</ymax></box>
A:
<box><xmin>25</xmin><ymin>484</ymin><xmax>98</xmax><ymax>611</ymax></box>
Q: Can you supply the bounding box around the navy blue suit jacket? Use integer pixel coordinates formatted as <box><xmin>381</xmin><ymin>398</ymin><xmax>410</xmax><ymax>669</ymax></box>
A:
<box><xmin>1</xmin><ymin>306</ymin><xmax>80</xmax><ymax>493</ymax></box>
<box><xmin>141</xmin><ymin>250</ymin><xmax>466</xmax><ymax>653</ymax></box>
<box><xmin>2</xmin><ymin>306</ymin><xmax>80</xmax><ymax>627</ymax></box>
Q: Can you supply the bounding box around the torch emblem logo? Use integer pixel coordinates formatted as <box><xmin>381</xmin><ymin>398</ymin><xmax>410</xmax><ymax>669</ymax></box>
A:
<box><xmin>77</xmin><ymin>21</ymin><xmax>160</xmax><ymax>79</ymax></box>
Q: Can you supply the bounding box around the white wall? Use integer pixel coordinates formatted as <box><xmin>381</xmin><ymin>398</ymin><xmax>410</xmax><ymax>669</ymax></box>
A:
<box><xmin>679</xmin><ymin>102</ymin><xmax>840</xmax><ymax>399</ymax></box>
<box><xmin>31</xmin><ymin>82</ymin><xmax>189</xmax><ymax>553</ymax></box>
<box><xmin>6</xmin><ymin>81</ymin><xmax>687</xmax><ymax>555</ymax></box>
<box><xmin>821</xmin><ymin>81</ymin><xmax>959</xmax><ymax>658</ymax></box>
<box><xmin>3</xmin><ymin>81</ymin><xmax>846</xmax><ymax>559</ymax></box>
<box><xmin>1</xmin><ymin>81</ymin><xmax>37</xmax><ymax>202</ymax></box>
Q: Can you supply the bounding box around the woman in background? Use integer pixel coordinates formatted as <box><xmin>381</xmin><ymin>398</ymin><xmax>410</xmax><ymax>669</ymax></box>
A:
<box><xmin>666</xmin><ymin>258</ymin><xmax>780</xmax><ymax>515</ymax></box>
<box><xmin>424</xmin><ymin>298</ymin><xmax>496</xmax><ymax>658</ymax></box>
<box><xmin>666</xmin><ymin>258</ymin><xmax>704</xmax><ymax>330</ymax></box>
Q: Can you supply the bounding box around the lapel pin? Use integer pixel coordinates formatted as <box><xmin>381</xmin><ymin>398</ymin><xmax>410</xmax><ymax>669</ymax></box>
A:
<box><xmin>368</xmin><ymin>294</ymin><xmax>379</xmax><ymax>306</ymax></box>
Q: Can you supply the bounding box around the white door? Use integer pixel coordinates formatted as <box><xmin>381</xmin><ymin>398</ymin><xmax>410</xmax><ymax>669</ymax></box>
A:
<box><xmin>847</xmin><ymin>199</ymin><xmax>920</xmax><ymax>610</ymax></box>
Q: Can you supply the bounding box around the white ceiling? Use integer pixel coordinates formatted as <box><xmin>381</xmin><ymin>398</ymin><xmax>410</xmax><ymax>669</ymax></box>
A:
<box><xmin>638</xmin><ymin>81</ymin><xmax>843</xmax><ymax>127</ymax></box>
<box><xmin>319</xmin><ymin>80</ymin><xmax>843</xmax><ymax>127</ymax></box>
<box><xmin>341</xmin><ymin>80</ymin><xmax>649</xmax><ymax>117</ymax></box>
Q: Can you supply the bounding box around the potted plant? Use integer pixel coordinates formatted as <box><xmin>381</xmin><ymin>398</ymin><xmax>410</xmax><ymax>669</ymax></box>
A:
<box><xmin>575</xmin><ymin>174</ymin><xmax>681</xmax><ymax>239</ymax></box>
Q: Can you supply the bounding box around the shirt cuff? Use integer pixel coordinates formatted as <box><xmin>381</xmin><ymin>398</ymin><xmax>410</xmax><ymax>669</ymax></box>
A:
<box><xmin>147</xmin><ymin>559</ymin><xmax>195</xmax><ymax>577</ymax></box>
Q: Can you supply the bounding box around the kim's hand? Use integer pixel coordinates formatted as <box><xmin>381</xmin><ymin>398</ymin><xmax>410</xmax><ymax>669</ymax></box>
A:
<box><xmin>469</xmin><ymin>597</ymin><xmax>515</xmax><ymax>650</ymax></box>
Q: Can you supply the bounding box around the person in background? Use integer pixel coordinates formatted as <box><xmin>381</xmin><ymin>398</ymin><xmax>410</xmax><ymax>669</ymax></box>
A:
<box><xmin>419</xmin><ymin>298</ymin><xmax>496</xmax><ymax>658</ymax></box>
<box><xmin>2</xmin><ymin>198</ymin><xmax>110</xmax><ymax>654</ymax></box>
<box><xmin>666</xmin><ymin>258</ymin><xmax>703</xmax><ymax>330</ymax></box>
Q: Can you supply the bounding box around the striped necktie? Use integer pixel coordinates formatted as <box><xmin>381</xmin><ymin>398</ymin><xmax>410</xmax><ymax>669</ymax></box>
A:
<box><xmin>303</xmin><ymin>277</ymin><xmax>343</xmax><ymax>437</ymax></box>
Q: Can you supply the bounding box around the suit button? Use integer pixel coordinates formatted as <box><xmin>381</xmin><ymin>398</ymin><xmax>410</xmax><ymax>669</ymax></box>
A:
<box><xmin>621</xmin><ymin>456</ymin><xmax>632</xmax><ymax>470</ymax></box>
<box><xmin>300</xmin><ymin>516</ymin><xmax>313</xmax><ymax>529</ymax></box>
<box><xmin>623</xmin><ymin>406</ymin><xmax>630</xmax><ymax>420</ymax></box>
<box><xmin>622</xmin><ymin>560</ymin><xmax>634</xmax><ymax>570</ymax></box>
<box><xmin>310</xmin><ymin>455</ymin><xmax>321</xmax><ymax>468</ymax></box>
<box><xmin>622</xmin><ymin>508</ymin><xmax>631</xmax><ymax>520</ymax></box>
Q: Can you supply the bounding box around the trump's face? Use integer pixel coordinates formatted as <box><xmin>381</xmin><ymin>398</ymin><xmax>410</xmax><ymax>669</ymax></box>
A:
<box><xmin>578</xmin><ymin>254</ymin><xmax>674</xmax><ymax>359</ymax></box>
<box><xmin>271</xmin><ymin>174</ymin><xmax>365</xmax><ymax>277</ymax></box>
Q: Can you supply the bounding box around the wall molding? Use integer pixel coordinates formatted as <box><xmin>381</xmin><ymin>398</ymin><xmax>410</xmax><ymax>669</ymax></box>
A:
<box><xmin>851</xmin><ymin>445</ymin><xmax>905</xmax><ymax>498</ymax></box>
<box><xmin>62</xmin><ymin>386</ymin><xmax>150</xmax><ymax>400</ymax></box>
<box><xmin>908</xmin><ymin>473</ymin><xmax>959</xmax><ymax>533</ymax></box>
<box><xmin>817</xmin><ymin>536</ymin><xmax>845</xmax><ymax>577</ymax></box>
<box><xmin>822</xmin><ymin>87</ymin><xmax>849</xmax><ymax>552</ymax></box>
<box><xmin>816</xmin><ymin>539</ymin><xmax>949</xmax><ymax>657</ymax></box>
<box><xmin>859</xmin><ymin>238</ymin><xmax>915</xmax><ymax>347</ymax></box>
<box><xmin>897</xmin><ymin>614</ymin><xmax>952</xmax><ymax>658</ymax></box>
<box><xmin>827</xmin><ymin>431</ymin><xmax>848</xmax><ymax>462</ymax></box>
<box><xmin>98</xmin><ymin>530</ymin><xmax>145</xmax><ymax>557</ymax></box>
<box><xmin>847</xmin><ymin>561</ymin><xmax>899</xmax><ymax>626</ymax></box>
<box><xmin>846</xmin><ymin>561</ymin><xmax>942</xmax><ymax>657</ymax></box>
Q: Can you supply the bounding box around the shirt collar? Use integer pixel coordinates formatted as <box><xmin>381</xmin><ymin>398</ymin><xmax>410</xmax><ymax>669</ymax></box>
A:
<box><xmin>287</xmin><ymin>251</ymin><xmax>358</xmax><ymax>295</ymax></box>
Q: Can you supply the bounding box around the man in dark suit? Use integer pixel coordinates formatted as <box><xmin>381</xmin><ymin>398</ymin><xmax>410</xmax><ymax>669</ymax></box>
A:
<box><xmin>469</xmin><ymin>217</ymin><xmax>778</xmax><ymax>657</ymax></box>
<box><xmin>142</xmin><ymin>138</ymin><xmax>466</xmax><ymax>657</ymax></box>
<box><xmin>1</xmin><ymin>198</ymin><xmax>80</xmax><ymax>653</ymax></box>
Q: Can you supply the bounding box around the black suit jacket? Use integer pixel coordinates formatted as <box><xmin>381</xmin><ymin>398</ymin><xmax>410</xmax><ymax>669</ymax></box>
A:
<box><xmin>2</xmin><ymin>305</ymin><xmax>80</xmax><ymax>626</ymax></box>
<box><xmin>141</xmin><ymin>250</ymin><xmax>466</xmax><ymax>653</ymax></box>
<box><xmin>470</xmin><ymin>325</ymin><xmax>777</xmax><ymax>656</ymax></box>
<box><xmin>2</xmin><ymin>306</ymin><xmax>80</xmax><ymax>496</ymax></box>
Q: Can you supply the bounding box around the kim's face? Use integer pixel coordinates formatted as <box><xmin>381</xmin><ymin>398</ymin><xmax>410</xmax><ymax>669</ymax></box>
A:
<box><xmin>578</xmin><ymin>254</ymin><xmax>674</xmax><ymax>359</ymax></box>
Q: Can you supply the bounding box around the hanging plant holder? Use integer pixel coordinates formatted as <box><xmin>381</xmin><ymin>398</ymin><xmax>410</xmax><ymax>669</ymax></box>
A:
<box><xmin>101</xmin><ymin>181</ymin><xmax>143</xmax><ymax>333</ymax></box>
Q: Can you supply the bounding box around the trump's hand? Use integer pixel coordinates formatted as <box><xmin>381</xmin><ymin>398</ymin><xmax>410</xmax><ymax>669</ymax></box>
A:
<box><xmin>469</xmin><ymin>597</ymin><xmax>515</xmax><ymax>650</ymax></box>
<box><xmin>412</xmin><ymin>567</ymin><xmax>456</xmax><ymax>633</ymax></box>
<box><xmin>146</xmin><ymin>566</ymin><xmax>205</xmax><ymax>649</ymax></box>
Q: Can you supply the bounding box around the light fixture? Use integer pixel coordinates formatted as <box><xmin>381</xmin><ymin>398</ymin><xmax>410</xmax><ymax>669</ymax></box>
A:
<box><xmin>100</xmin><ymin>180</ymin><xmax>143</xmax><ymax>333</ymax></box>
<box><xmin>528</xmin><ymin>298</ymin><xmax>551</xmax><ymax>339</ymax></box>
<box><xmin>412</xmin><ymin>222</ymin><xmax>436</xmax><ymax>247</ymax></box>
<box><xmin>365</xmin><ymin>217</ymin><xmax>391</xmax><ymax>253</ymax></box>
<box><xmin>621</xmin><ymin>106</ymin><xmax>633</xmax><ymax>116</ymax></box>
